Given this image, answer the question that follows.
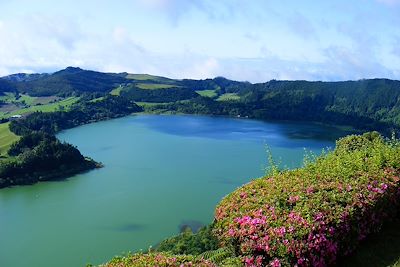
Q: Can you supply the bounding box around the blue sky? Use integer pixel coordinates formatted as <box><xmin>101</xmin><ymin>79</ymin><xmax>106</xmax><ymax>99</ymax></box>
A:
<box><xmin>0</xmin><ymin>0</ymin><xmax>399</xmax><ymax>82</ymax></box>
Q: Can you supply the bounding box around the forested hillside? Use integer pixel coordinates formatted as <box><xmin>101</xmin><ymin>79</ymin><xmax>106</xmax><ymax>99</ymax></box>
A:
<box><xmin>10</xmin><ymin>67</ymin><xmax>128</xmax><ymax>96</ymax></box>
<box><xmin>1</xmin><ymin>67</ymin><xmax>400</xmax><ymax>134</ymax></box>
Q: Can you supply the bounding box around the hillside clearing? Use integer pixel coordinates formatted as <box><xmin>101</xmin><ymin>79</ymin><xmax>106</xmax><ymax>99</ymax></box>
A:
<box><xmin>136</xmin><ymin>83</ymin><xmax>178</xmax><ymax>90</ymax></box>
<box><xmin>216</xmin><ymin>93</ymin><xmax>240</xmax><ymax>101</ymax></box>
<box><xmin>196</xmin><ymin>90</ymin><xmax>218</xmax><ymax>98</ymax></box>
<box><xmin>0</xmin><ymin>97</ymin><xmax>80</xmax><ymax>119</ymax></box>
<box><xmin>0</xmin><ymin>122</ymin><xmax>19</xmax><ymax>157</ymax></box>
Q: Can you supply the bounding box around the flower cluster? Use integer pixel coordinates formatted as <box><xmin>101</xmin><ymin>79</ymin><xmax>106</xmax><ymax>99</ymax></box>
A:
<box><xmin>214</xmin><ymin>133</ymin><xmax>400</xmax><ymax>266</ymax></box>
<box><xmin>102</xmin><ymin>252</ymin><xmax>217</xmax><ymax>267</ymax></box>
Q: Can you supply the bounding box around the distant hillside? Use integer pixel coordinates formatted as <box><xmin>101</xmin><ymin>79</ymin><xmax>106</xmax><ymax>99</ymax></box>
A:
<box><xmin>2</xmin><ymin>73</ymin><xmax>49</xmax><ymax>82</ymax></box>
<box><xmin>9</xmin><ymin>67</ymin><xmax>128</xmax><ymax>96</ymax></box>
<box><xmin>0</xmin><ymin>78</ymin><xmax>17</xmax><ymax>95</ymax></box>
<box><xmin>1</xmin><ymin>67</ymin><xmax>400</xmax><ymax>133</ymax></box>
<box><xmin>149</xmin><ymin>78</ymin><xmax>400</xmax><ymax>134</ymax></box>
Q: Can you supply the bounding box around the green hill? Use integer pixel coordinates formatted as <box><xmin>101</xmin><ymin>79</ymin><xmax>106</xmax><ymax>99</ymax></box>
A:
<box><xmin>0</xmin><ymin>78</ymin><xmax>17</xmax><ymax>95</ymax></box>
<box><xmin>13</xmin><ymin>67</ymin><xmax>128</xmax><ymax>96</ymax></box>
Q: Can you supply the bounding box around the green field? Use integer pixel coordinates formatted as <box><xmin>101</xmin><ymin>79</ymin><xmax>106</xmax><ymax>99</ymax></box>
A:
<box><xmin>126</xmin><ymin>74</ymin><xmax>171</xmax><ymax>82</ymax></box>
<box><xmin>136</xmin><ymin>83</ymin><xmax>178</xmax><ymax>90</ymax></box>
<box><xmin>216</xmin><ymin>93</ymin><xmax>241</xmax><ymax>101</ymax></box>
<box><xmin>196</xmin><ymin>89</ymin><xmax>218</xmax><ymax>98</ymax></box>
<box><xmin>110</xmin><ymin>86</ymin><xmax>123</xmax><ymax>96</ymax></box>
<box><xmin>0</xmin><ymin>122</ymin><xmax>19</xmax><ymax>157</ymax></box>
<box><xmin>89</xmin><ymin>96</ymin><xmax>105</xmax><ymax>103</ymax></box>
<box><xmin>0</xmin><ymin>97</ymin><xmax>80</xmax><ymax>119</ymax></box>
<box><xmin>0</xmin><ymin>93</ymin><xmax>36</xmax><ymax>105</ymax></box>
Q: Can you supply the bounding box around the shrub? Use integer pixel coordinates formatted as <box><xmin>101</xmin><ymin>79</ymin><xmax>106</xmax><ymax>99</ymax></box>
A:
<box><xmin>214</xmin><ymin>132</ymin><xmax>400</xmax><ymax>266</ymax></box>
<box><xmin>155</xmin><ymin>225</ymin><xmax>220</xmax><ymax>255</ymax></box>
<box><xmin>100</xmin><ymin>252</ymin><xmax>217</xmax><ymax>267</ymax></box>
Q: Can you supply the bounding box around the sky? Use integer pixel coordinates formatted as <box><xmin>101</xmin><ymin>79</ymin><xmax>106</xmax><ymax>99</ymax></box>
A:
<box><xmin>0</xmin><ymin>0</ymin><xmax>399</xmax><ymax>82</ymax></box>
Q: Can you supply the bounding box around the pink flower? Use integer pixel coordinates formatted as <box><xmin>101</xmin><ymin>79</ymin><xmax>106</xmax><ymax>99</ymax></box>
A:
<box><xmin>306</xmin><ymin>186</ymin><xmax>314</xmax><ymax>194</ymax></box>
<box><xmin>297</xmin><ymin>257</ymin><xmax>306</xmax><ymax>265</ymax></box>
<box><xmin>289</xmin><ymin>195</ymin><xmax>300</xmax><ymax>204</ymax></box>
<box><xmin>245</xmin><ymin>256</ymin><xmax>254</xmax><ymax>265</ymax></box>
<box><xmin>228</xmin><ymin>228</ymin><xmax>235</xmax><ymax>236</ymax></box>
<box><xmin>275</xmin><ymin>226</ymin><xmax>286</xmax><ymax>237</ymax></box>
<box><xmin>270</xmin><ymin>258</ymin><xmax>281</xmax><ymax>267</ymax></box>
<box><xmin>381</xmin><ymin>183</ymin><xmax>388</xmax><ymax>190</ymax></box>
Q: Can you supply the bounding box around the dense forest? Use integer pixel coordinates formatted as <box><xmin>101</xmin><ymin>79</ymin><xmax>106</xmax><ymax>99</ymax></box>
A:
<box><xmin>120</xmin><ymin>85</ymin><xmax>198</xmax><ymax>102</ymax></box>
<box><xmin>4</xmin><ymin>67</ymin><xmax>128</xmax><ymax>96</ymax></box>
<box><xmin>0</xmin><ymin>132</ymin><xmax>98</xmax><ymax>188</ymax></box>
<box><xmin>0</xmin><ymin>78</ymin><xmax>16</xmax><ymax>95</ymax></box>
<box><xmin>144</xmin><ymin>78</ymin><xmax>400</xmax><ymax>134</ymax></box>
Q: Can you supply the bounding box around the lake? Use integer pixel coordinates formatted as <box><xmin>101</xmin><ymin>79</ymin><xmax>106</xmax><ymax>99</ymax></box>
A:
<box><xmin>0</xmin><ymin>115</ymin><xmax>353</xmax><ymax>267</ymax></box>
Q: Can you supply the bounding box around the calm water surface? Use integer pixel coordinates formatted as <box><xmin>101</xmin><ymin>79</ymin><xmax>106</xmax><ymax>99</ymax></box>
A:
<box><xmin>0</xmin><ymin>115</ymin><xmax>353</xmax><ymax>267</ymax></box>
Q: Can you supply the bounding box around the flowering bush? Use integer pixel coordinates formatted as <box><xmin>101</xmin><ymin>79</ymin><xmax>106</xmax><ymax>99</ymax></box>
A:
<box><xmin>101</xmin><ymin>252</ymin><xmax>217</xmax><ymax>267</ymax></box>
<box><xmin>214</xmin><ymin>132</ymin><xmax>400</xmax><ymax>266</ymax></box>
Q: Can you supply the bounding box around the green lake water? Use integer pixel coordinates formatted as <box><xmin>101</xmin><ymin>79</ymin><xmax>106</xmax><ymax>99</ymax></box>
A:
<box><xmin>0</xmin><ymin>115</ymin><xmax>353</xmax><ymax>267</ymax></box>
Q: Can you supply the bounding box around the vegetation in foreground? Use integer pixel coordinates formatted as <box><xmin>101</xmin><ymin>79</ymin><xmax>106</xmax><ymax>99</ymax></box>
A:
<box><xmin>100</xmin><ymin>132</ymin><xmax>400</xmax><ymax>267</ymax></box>
<box><xmin>215</xmin><ymin>132</ymin><xmax>400</xmax><ymax>266</ymax></box>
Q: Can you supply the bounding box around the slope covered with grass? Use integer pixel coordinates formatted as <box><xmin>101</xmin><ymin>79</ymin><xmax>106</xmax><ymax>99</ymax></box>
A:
<box><xmin>0</xmin><ymin>122</ymin><xmax>19</xmax><ymax>157</ymax></box>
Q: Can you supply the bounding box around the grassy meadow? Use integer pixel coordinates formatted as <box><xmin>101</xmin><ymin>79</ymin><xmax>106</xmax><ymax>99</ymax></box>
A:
<box><xmin>0</xmin><ymin>97</ymin><xmax>79</xmax><ymax>119</ymax></box>
<box><xmin>196</xmin><ymin>90</ymin><xmax>218</xmax><ymax>98</ymax></box>
<box><xmin>0</xmin><ymin>122</ymin><xmax>19</xmax><ymax>157</ymax></box>
<box><xmin>136</xmin><ymin>83</ymin><xmax>178</xmax><ymax>90</ymax></box>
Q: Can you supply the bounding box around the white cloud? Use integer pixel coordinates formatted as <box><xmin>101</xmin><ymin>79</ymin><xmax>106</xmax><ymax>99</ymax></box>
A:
<box><xmin>0</xmin><ymin>0</ymin><xmax>399</xmax><ymax>82</ymax></box>
<box><xmin>183</xmin><ymin>57</ymin><xmax>220</xmax><ymax>79</ymax></box>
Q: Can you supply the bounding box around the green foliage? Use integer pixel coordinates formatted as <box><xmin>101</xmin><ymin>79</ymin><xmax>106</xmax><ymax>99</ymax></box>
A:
<box><xmin>215</xmin><ymin>132</ymin><xmax>400</xmax><ymax>266</ymax></box>
<box><xmin>335</xmin><ymin>131</ymin><xmax>383</xmax><ymax>153</ymax></box>
<box><xmin>148</xmin><ymin>78</ymin><xmax>400</xmax><ymax>135</ymax></box>
<box><xmin>0</xmin><ymin>132</ymin><xmax>97</xmax><ymax>188</ymax></box>
<box><xmin>198</xmin><ymin>247</ymin><xmax>236</xmax><ymax>265</ymax></box>
<box><xmin>156</xmin><ymin>225</ymin><xmax>220</xmax><ymax>255</ymax></box>
<box><xmin>0</xmin><ymin>97</ymin><xmax>79</xmax><ymax>119</ymax></box>
<box><xmin>126</xmin><ymin>73</ymin><xmax>174</xmax><ymax>83</ymax></box>
<box><xmin>196</xmin><ymin>90</ymin><xmax>218</xmax><ymax>98</ymax></box>
<box><xmin>8</xmin><ymin>132</ymin><xmax>55</xmax><ymax>156</ymax></box>
<box><xmin>100</xmin><ymin>252</ymin><xmax>217</xmax><ymax>267</ymax></box>
<box><xmin>337</xmin><ymin>213</ymin><xmax>400</xmax><ymax>267</ymax></box>
<box><xmin>9</xmin><ymin>95</ymin><xmax>142</xmax><ymax>135</ymax></box>
<box><xmin>120</xmin><ymin>85</ymin><xmax>198</xmax><ymax>103</ymax></box>
<box><xmin>0</xmin><ymin>78</ymin><xmax>17</xmax><ymax>94</ymax></box>
<box><xmin>4</xmin><ymin>68</ymin><xmax>400</xmax><ymax>134</ymax></box>
<box><xmin>136</xmin><ymin>83</ymin><xmax>178</xmax><ymax>90</ymax></box>
<box><xmin>216</xmin><ymin>93</ymin><xmax>241</xmax><ymax>101</ymax></box>
<box><xmin>13</xmin><ymin>67</ymin><xmax>127</xmax><ymax>96</ymax></box>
